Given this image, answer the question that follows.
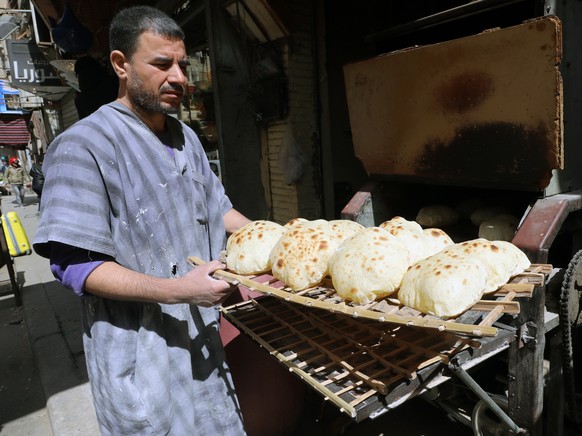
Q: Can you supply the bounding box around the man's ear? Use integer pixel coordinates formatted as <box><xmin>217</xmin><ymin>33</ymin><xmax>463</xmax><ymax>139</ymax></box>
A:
<box><xmin>110</xmin><ymin>50</ymin><xmax>128</xmax><ymax>80</ymax></box>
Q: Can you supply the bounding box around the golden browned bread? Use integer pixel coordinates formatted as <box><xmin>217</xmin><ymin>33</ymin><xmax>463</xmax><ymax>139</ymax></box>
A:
<box><xmin>269</xmin><ymin>219</ymin><xmax>342</xmax><ymax>291</ymax></box>
<box><xmin>328</xmin><ymin>227</ymin><xmax>410</xmax><ymax>305</ymax></box>
<box><xmin>226</xmin><ymin>220</ymin><xmax>286</xmax><ymax>275</ymax></box>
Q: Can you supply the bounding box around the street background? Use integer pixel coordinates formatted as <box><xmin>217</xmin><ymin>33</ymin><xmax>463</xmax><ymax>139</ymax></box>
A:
<box><xmin>0</xmin><ymin>190</ymin><xmax>99</xmax><ymax>435</ymax></box>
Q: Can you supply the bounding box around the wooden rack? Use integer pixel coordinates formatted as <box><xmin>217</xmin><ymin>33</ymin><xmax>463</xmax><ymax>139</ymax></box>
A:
<box><xmin>190</xmin><ymin>256</ymin><xmax>550</xmax><ymax>338</ymax></box>
<box><xmin>221</xmin><ymin>295</ymin><xmax>520</xmax><ymax>419</ymax></box>
<box><xmin>214</xmin><ymin>262</ymin><xmax>552</xmax><ymax>420</ymax></box>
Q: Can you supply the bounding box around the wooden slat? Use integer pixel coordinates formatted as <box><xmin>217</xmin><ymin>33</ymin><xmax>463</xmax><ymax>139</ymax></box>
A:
<box><xmin>193</xmin><ymin>257</ymin><xmax>551</xmax><ymax>339</ymax></box>
<box><xmin>221</xmin><ymin>297</ymin><xmax>472</xmax><ymax>416</ymax></box>
<box><xmin>189</xmin><ymin>256</ymin><xmax>505</xmax><ymax>337</ymax></box>
<box><xmin>471</xmin><ymin>300</ymin><xmax>520</xmax><ymax>314</ymax></box>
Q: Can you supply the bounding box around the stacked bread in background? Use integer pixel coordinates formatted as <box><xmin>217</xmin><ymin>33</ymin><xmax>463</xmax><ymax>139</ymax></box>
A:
<box><xmin>416</xmin><ymin>202</ymin><xmax>520</xmax><ymax>242</ymax></box>
<box><xmin>224</xmin><ymin>216</ymin><xmax>531</xmax><ymax>319</ymax></box>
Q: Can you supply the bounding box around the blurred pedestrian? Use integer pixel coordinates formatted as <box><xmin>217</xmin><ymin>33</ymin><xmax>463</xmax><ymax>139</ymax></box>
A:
<box><xmin>4</xmin><ymin>157</ymin><xmax>30</xmax><ymax>207</ymax></box>
<box><xmin>29</xmin><ymin>158</ymin><xmax>44</xmax><ymax>210</ymax></box>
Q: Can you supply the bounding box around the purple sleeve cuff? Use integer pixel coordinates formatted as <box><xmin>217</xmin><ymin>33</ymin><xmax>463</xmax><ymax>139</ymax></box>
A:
<box><xmin>49</xmin><ymin>243</ymin><xmax>113</xmax><ymax>296</ymax></box>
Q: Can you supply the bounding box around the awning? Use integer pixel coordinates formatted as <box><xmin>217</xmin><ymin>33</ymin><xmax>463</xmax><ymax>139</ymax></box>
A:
<box><xmin>0</xmin><ymin>114</ymin><xmax>31</xmax><ymax>148</ymax></box>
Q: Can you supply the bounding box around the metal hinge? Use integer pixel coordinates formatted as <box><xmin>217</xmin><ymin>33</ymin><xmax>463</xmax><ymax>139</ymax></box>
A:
<box><xmin>519</xmin><ymin>321</ymin><xmax>538</xmax><ymax>350</ymax></box>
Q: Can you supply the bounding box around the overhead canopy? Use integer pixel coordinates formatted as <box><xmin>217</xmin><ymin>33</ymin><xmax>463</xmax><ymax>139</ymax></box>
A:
<box><xmin>0</xmin><ymin>114</ymin><xmax>31</xmax><ymax>148</ymax></box>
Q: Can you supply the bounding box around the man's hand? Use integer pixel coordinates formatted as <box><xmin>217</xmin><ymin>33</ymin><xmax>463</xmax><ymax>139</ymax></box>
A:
<box><xmin>85</xmin><ymin>259</ymin><xmax>237</xmax><ymax>307</ymax></box>
<box><xmin>173</xmin><ymin>260</ymin><xmax>236</xmax><ymax>307</ymax></box>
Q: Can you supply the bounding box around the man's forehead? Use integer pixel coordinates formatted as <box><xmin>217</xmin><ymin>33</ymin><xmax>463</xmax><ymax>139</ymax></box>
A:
<box><xmin>135</xmin><ymin>31</ymin><xmax>186</xmax><ymax>55</ymax></box>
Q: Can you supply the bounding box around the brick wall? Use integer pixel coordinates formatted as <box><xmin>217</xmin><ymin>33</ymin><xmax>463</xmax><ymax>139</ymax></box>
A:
<box><xmin>263</xmin><ymin>0</ymin><xmax>321</xmax><ymax>225</ymax></box>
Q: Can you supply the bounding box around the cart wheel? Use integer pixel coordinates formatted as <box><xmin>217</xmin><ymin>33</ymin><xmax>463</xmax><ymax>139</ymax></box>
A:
<box><xmin>560</xmin><ymin>249</ymin><xmax>582</xmax><ymax>431</ymax></box>
<box><xmin>471</xmin><ymin>394</ymin><xmax>514</xmax><ymax>436</ymax></box>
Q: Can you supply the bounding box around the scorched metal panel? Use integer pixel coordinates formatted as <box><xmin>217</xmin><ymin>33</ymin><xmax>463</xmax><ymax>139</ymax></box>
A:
<box><xmin>343</xmin><ymin>16</ymin><xmax>563</xmax><ymax>191</ymax></box>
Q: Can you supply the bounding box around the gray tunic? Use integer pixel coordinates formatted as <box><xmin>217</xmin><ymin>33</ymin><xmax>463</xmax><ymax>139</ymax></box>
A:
<box><xmin>33</xmin><ymin>102</ymin><xmax>246</xmax><ymax>435</ymax></box>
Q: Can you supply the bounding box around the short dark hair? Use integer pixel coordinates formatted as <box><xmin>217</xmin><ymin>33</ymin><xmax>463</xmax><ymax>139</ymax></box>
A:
<box><xmin>109</xmin><ymin>6</ymin><xmax>185</xmax><ymax>59</ymax></box>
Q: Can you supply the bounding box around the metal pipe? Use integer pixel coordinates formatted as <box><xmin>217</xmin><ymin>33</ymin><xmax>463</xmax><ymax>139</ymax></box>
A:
<box><xmin>448</xmin><ymin>361</ymin><xmax>526</xmax><ymax>434</ymax></box>
<box><xmin>29</xmin><ymin>4</ymin><xmax>40</xmax><ymax>44</ymax></box>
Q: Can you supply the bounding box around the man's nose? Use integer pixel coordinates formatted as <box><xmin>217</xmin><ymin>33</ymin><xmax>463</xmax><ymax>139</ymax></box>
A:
<box><xmin>168</xmin><ymin>63</ymin><xmax>188</xmax><ymax>85</ymax></box>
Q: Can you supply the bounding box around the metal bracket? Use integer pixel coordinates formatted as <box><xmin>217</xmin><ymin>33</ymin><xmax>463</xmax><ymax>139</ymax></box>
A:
<box><xmin>448</xmin><ymin>360</ymin><xmax>527</xmax><ymax>434</ymax></box>
<box><xmin>519</xmin><ymin>321</ymin><xmax>538</xmax><ymax>350</ymax></box>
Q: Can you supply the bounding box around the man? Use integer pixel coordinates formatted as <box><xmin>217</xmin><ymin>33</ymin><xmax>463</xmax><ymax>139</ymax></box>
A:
<box><xmin>4</xmin><ymin>157</ymin><xmax>30</xmax><ymax>207</ymax></box>
<box><xmin>28</xmin><ymin>157</ymin><xmax>44</xmax><ymax>210</ymax></box>
<box><xmin>33</xmin><ymin>6</ymin><xmax>251</xmax><ymax>435</ymax></box>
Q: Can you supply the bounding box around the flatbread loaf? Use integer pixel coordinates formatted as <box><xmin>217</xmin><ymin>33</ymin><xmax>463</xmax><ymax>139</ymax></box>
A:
<box><xmin>283</xmin><ymin>217</ymin><xmax>308</xmax><ymax>230</ymax></box>
<box><xmin>422</xmin><ymin>228</ymin><xmax>454</xmax><ymax>257</ymax></box>
<box><xmin>398</xmin><ymin>238</ymin><xmax>531</xmax><ymax>317</ymax></box>
<box><xmin>443</xmin><ymin>238</ymin><xmax>530</xmax><ymax>293</ymax></box>
<box><xmin>478</xmin><ymin>214</ymin><xmax>519</xmax><ymax>242</ymax></box>
<box><xmin>379</xmin><ymin>217</ymin><xmax>454</xmax><ymax>262</ymax></box>
<box><xmin>416</xmin><ymin>205</ymin><xmax>459</xmax><ymax>227</ymax></box>
<box><xmin>329</xmin><ymin>227</ymin><xmax>410</xmax><ymax>305</ymax></box>
<box><xmin>226</xmin><ymin>220</ymin><xmax>286</xmax><ymax>274</ymax></box>
<box><xmin>269</xmin><ymin>219</ymin><xmax>342</xmax><ymax>291</ymax></box>
<box><xmin>379</xmin><ymin>217</ymin><xmax>425</xmax><ymax>263</ymax></box>
<box><xmin>329</xmin><ymin>219</ymin><xmax>365</xmax><ymax>242</ymax></box>
<box><xmin>398</xmin><ymin>251</ymin><xmax>489</xmax><ymax>318</ymax></box>
<box><xmin>494</xmin><ymin>240</ymin><xmax>531</xmax><ymax>277</ymax></box>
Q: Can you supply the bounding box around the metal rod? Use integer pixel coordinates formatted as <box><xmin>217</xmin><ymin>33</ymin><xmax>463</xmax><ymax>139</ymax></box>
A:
<box><xmin>29</xmin><ymin>4</ymin><xmax>39</xmax><ymax>44</ymax></box>
<box><xmin>448</xmin><ymin>361</ymin><xmax>526</xmax><ymax>434</ymax></box>
<box><xmin>365</xmin><ymin>0</ymin><xmax>526</xmax><ymax>42</ymax></box>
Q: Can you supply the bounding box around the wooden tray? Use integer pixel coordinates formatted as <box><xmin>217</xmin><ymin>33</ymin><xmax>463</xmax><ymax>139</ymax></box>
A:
<box><xmin>221</xmin><ymin>296</ymin><xmax>513</xmax><ymax>419</ymax></box>
<box><xmin>189</xmin><ymin>256</ymin><xmax>550</xmax><ymax>337</ymax></box>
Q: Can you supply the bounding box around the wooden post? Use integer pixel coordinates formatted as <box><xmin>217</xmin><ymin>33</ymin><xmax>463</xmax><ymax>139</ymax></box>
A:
<box><xmin>507</xmin><ymin>285</ymin><xmax>546</xmax><ymax>434</ymax></box>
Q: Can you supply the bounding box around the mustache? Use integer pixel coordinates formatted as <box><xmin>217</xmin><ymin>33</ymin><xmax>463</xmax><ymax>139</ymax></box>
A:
<box><xmin>160</xmin><ymin>84</ymin><xmax>185</xmax><ymax>94</ymax></box>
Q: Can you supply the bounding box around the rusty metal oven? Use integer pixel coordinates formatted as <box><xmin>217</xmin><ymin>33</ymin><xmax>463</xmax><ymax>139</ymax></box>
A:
<box><xmin>220</xmin><ymin>2</ymin><xmax>582</xmax><ymax>435</ymax></box>
<box><xmin>332</xmin><ymin>6</ymin><xmax>582</xmax><ymax>436</ymax></box>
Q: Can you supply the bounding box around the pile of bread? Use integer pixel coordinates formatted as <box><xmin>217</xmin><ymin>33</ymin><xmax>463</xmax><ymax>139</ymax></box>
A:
<box><xmin>415</xmin><ymin>202</ymin><xmax>520</xmax><ymax>242</ymax></box>
<box><xmin>224</xmin><ymin>217</ymin><xmax>530</xmax><ymax>318</ymax></box>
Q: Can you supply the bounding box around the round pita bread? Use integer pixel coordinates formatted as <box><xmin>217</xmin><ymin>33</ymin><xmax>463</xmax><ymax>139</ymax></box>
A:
<box><xmin>398</xmin><ymin>238</ymin><xmax>530</xmax><ymax>317</ymax></box>
<box><xmin>416</xmin><ymin>205</ymin><xmax>459</xmax><ymax>227</ymax></box>
<box><xmin>398</xmin><ymin>251</ymin><xmax>489</xmax><ymax>318</ymax></box>
<box><xmin>422</xmin><ymin>228</ymin><xmax>454</xmax><ymax>257</ymax></box>
<box><xmin>379</xmin><ymin>216</ymin><xmax>423</xmax><ymax>233</ymax></box>
<box><xmin>226</xmin><ymin>220</ymin><xmax>286</xmax><ymax>274</ymax></box>
<box><xmin>441</xmin><ymin>238</ymin><xmax>531</xmax><ymax>294</ymax></box>
<box><xmin>329</xmin><ymin>227</ymin><xmax>410</xmax><ymax>305</ymax></box>
<box><xmin>329</xmin><ymin>219</ymin><xmax>365</xmax><ymax>242</ymax></box>
<box><xmin>283</xmin><ymin>217</ymin><xmax>308</xmax><ymax>230</ymax></box>
<box><xmin>478</xmin><ymin>214</ymin><xmax>519</xmax><ymax>242</ymax></box>
<box><xmin>269</xmin><ymin>219</ymin><xmax>342</xmax><ymax>291</ymax></box>
<box><xmin>379</xmin><ymin>217</ymin><xmax>425</xmax><ymax>263</ymax></box>
<box><xmin>493</xmin><ymin>240</ymin><xmax>531</xmax><ymax>277</ymax></box>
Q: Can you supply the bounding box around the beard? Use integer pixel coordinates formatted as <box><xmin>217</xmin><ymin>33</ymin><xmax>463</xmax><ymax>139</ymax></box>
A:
<box><xmin>127</xmin><ymin>69</ymin><xmax>183</xmax><ymax>115</ymax></box>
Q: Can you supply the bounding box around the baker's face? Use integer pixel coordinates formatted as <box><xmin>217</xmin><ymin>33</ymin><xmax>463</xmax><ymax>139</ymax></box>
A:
<box><xmin>126</xmin><ymin>31</ymin><xmax>188</xmax><ymax>115</ymax></box>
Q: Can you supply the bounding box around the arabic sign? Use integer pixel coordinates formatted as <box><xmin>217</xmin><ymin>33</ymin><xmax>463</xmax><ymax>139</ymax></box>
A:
<box><xmin>6</xmin><ymin>39</ymin><xmax>62</xmax><ymax>86</ymax></box>
<box><xmin>5</xmin><ymin>39</ymin><xmax>71</xmax><ymax>100</ymax></box>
